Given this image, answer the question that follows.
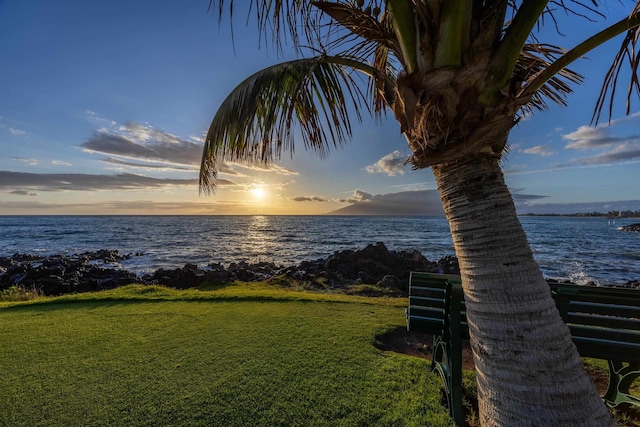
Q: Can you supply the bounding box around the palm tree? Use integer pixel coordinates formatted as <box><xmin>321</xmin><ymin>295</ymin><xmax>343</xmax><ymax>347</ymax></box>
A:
<box><xmin>200</xmin><ymin>1</ymin><xmax>640</xmax><ymax>425</ymax></box>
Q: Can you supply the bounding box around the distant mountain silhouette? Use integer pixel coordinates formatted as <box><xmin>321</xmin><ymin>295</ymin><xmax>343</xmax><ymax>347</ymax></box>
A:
<box><xmin>326</xmin><ymin>190</ymin><xmax>445</xmax><ymax>216</ymax></box>
<box><xmin>326</xmin><ymin>189</ymin><xmax>640</xmax><ymax>216</ymax></box>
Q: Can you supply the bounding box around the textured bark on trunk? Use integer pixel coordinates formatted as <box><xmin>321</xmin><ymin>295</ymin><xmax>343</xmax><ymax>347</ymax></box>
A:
<box><xmin>432</xmin><ymin>154</ymin><xmax>614</xmax><ymax>426</ymax></box>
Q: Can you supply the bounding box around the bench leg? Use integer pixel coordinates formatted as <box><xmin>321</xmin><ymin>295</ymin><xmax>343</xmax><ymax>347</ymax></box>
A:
<box><xmin>431</xmin><ymin>335</ymin><xmax>451</xmax><ymax>405</ymax></box>
<box><xmin>431</xmin><ymin>335</ymin><xmax>464</xmax><ymax>426</ymax></box>
<box><xmin>448</xmin><ymin>284</ymin><xmax>464</xmax><ymax>427</ymax></box>
<box><xmin>602</xmin><ymin>361</ymin><xmax>640</xmax><ymax>409</ymax></box>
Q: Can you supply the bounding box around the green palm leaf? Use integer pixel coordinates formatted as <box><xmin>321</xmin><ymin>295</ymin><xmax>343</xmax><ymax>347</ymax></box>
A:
<box><xmin>593</xmin><ymin>3</ymin><xmax>640</xmax><ymax>123</ymax></box>
<box><xmin>199</xmin><ymin>56</ymin><xmax>369</xmax><ymax>193</ymax></box>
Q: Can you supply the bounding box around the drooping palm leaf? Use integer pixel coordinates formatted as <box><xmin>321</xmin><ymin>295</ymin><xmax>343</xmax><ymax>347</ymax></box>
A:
<box><xmin>516</xmin><ymin>43</ymin><xmax>583</xmax><ymax>115</ymax></box>
<box><xmin>369</xmin><ymin>41</ymin><xmax>398</xmax><ymax>117</ymax></box>
<box><xmin>593</xmin><ymin>3</ymin><xmax>640</xmax><ymax>123</ymax></box>
<box><xmin>209</xmin><ymin>0</ymin><xmax>317</xmax><ymax>54</ymax></box>
<box><xmin>200</xmin><ymin>56</ymin><xmax>375</xmax><ymax>193</ymax></box>
<box><xmin>310</xmin><ymin>1</ymin><xmax>392</xmax><ymax>47</ymax></box>
<box><xmin>519</xmin><ymin>6</ymin><xmax>640</xmax><ymax>115</ymax></box>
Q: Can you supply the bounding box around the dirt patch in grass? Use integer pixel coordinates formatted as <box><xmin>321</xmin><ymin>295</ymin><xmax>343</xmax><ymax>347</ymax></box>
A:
<box><xmin>377</xmin><ymin>326</ymin><xmax>640</xmax><ymax>426</ymax></box>
<box><xmin>375</xmin><ymin>326</ymin><xmax>475</xmax><ymax>369</ymax></box>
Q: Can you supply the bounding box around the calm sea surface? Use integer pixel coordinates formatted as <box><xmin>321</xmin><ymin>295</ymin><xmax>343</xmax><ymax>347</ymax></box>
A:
<box><xmin>0</xmin><ymin>215</ymin><xmax>638</xmax><ymax>285</ymax></box>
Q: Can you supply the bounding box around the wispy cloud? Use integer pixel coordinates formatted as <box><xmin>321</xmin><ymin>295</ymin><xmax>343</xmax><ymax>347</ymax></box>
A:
<box><xmin>81</xmin><ymin>123</ymin><xmax>203</xmax><ymax>166</ymax></box>
<box><xmin>512</xmin><ymin>192</ymin><xmax>548</xmax><ymax>202</ymax></box>
<box><xmin>1</xmin><ymin>117</ymin><xmax>27</xmax><ymax>136</ymax></box>
<box><xmin>81</xmin><ymin>121</ymin><xmax>296</xmax><ymax>177</ymax></box>
<box><xmin>570</xmin><ymin>143</ymin><xmax>640</xmax><ymax>165</ymax></box>
<box><xmin>523</xmin><ymin>145</ymin><xmax>555</xmax><ymax>157</ymax></box>
<box><xmin>232</xmin><ymin>162</ymin><xmax>299</xmax><ymax>176</ymax></box>
<box><xmin>386</xmin><ymin>182</ymin><xmax>437</xmax><ymax>192</ymax></box>
<box><xmin>292</xmin><ymin>196</ymin><xmax>327</xmax><ymax>202</ymax></box>
<box><xmin>563</xmin><ymin>112</ymin><xmax>640</xmax><ymax>150</ymax></box>
<box><xmin>9</xmin><ymin>128</ymin><xmax>27</xmax><ymax>136</ymax></box>
<box><xmin>51</xmin><ymin>160</ymin><xmax>72</xmax><ymax>167</ymax></box>
<box><xmin>560</xmin><ymin>112</ymin><xmax>640</xmax><ymax>166</ymax></box>
<box><xmin>10</xmin><ymin>157</ymin><xmax>38</xmax><ymax>166</ymax></box>
<box><xmin>562</xmin><ymin>125</ymin><xmax>637</xmax><ymax>149</ymax></box>
<box><xmin>0</xmin><ymin>171</ymin><xmax>234</xmax><ymax>192</ymax></box>
<box><xmin>365</xmin><ymin>150</ymin><xmax>409</xmax><ymax>176</ymax></box>
<box><xmin>9</xmin><ymin>190</ymin><xmax>38</xmax><ymax>196</ymax></box>
<box><xmin>101</xmin><ymin>157</ymin><xmax>197</xmax><ymax>171</ymax></box>
<box><xmin>86</xmin><ymin>110</ymin><xmax>117</xmax><ymax>127</ymax></box>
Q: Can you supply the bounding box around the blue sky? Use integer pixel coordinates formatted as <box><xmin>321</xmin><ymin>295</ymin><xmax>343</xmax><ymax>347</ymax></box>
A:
<box><xmin>1</xmin><ymin>0</ymin><xmax>639</xmax><ymax>215</ymax></box>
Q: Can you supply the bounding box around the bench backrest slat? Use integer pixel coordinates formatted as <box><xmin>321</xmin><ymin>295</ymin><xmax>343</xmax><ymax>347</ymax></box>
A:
<box><xmin>568</xmin><ymin>312</ymin><xmax>640</xmax><ymax>331</ymax></box>
<box><xmin>567</xmin><ymin>301</ymin><xmax>639</xmax><ymax>318</ymax></box>
<box><xmin>568</xmin><ymin>324</ymin><xmax>640</xmax><ymax>345</ymax></box>
<box><xmin>409</xmin><ymin>296</ymin><xmax>446</xmax><ymax>309</ymax></box>
<box><xmin>406</xmin><ymin>314</ymin><xmax>446</xmax><ymax>335</ymax></box>
<box><xmin>408</xmin><ymin>306</ymin><xmax>445</xmax><ymax>321</ymax></box>
<box><xmin>551</xmin><ymin>284</ymin><xmax>640</xmax><ymax>303</ymax></box>
<box><xmin>572</xmin><ymin>336</ymin><xmax>640</xmax><ymax>361</ymax></box>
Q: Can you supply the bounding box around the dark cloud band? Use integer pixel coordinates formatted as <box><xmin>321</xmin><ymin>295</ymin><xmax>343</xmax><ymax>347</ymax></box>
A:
<box><xmin>0</xmin><ymin>171</ymin><xmax>234</xmax><ymax>192</ymax></box>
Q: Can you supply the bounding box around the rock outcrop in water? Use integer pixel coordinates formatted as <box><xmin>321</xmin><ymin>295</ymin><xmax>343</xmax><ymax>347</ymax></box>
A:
<box><xmin>2</xmin><ymin>242</ymin><xmax>637</xmax><ymax>296</ymax></box>
<box><xmin>621</xmin><ymin>223</ymin><xmax>640</xmax><ymax>232</ymax></box>
<box><xmin>0</xmin><ymin>250</ymin><xmax>140</xmax><ymax>296</ymax></box>
<box><xmin>141</xmin><ymin>242</ymin><xmax>460</xmax><ymax>293</ymax></box>
<box><xmin>0</xmin><ymin>243</ymin><xmax>460</xmax><ymax>296</ymax></box>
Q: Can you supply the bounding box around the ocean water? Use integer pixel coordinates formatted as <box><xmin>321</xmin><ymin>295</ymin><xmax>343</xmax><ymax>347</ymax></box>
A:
<box><xmin>0</xmin><ymin>215</ymin><xmax>638</xmax><ymax>285</ymax></box>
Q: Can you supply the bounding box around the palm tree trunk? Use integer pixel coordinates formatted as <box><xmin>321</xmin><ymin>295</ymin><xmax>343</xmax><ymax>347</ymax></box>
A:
<box><xmin>432</xmin><ymin>153</ymin><xmax>614</xmax><ymax>426</ymax></box>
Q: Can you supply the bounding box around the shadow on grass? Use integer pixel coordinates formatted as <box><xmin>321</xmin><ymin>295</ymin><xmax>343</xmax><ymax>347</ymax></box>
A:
<box><xmin>0</xmin><ymin>283</ymin><xmax>407</xmax><ymax>314</ymax></box>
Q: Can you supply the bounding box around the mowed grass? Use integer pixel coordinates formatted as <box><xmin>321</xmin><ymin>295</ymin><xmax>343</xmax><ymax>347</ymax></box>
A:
<box><xmin>0</xmin><ymin>285</ymin><xmax>453</xmax><ymax>426</ymax></box>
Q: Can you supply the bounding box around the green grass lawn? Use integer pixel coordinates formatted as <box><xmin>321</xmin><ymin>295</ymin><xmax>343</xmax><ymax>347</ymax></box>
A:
<box><xmin>0</xmin><ymin>285</ymin><xmax>453</xmax><ymax>426</ymax></box>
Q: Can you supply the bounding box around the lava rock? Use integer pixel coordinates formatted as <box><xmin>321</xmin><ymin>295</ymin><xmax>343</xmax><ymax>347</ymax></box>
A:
<box><xmin>621</xmin><ymin>223</ymin><xmax>640</xmax><ymax>232</ymax></box>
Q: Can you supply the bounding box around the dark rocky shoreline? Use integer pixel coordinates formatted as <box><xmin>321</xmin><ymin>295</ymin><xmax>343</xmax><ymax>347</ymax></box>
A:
<box><xmin>1</xmin><ymin>242</ymin><xmax>638</xmax><ymax>297</ymax></box>
<box><xmin>622</xmin><ymin>223</ymin><xmax>640</xmax><ymax>232</ymax></box>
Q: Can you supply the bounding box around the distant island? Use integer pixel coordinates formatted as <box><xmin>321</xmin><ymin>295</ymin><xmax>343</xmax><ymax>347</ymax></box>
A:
<box><xmin>521</xmin><ymin>210</ymin><xmax>640</xmax><ymax>218</ymax></box>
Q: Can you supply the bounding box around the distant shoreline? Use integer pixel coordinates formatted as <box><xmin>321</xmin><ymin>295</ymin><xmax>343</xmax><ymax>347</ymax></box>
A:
<box><xmin>520</xmin><ymin>212</ymin><xmax>640</xmax><ymax>218</ymax></box>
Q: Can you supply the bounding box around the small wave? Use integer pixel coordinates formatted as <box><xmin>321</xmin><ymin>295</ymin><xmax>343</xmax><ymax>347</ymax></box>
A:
<box><xmin>568</xmin><ymin>265</ymin><xmax>599</xmax><ymax>286</ymax></box>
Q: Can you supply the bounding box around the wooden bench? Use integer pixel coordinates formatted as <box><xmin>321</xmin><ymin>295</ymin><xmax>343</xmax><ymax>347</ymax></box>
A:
<box><xmin>406</xmin><ymin>272</ymin><xmax>640</xmax><ymax>426</ymax></box>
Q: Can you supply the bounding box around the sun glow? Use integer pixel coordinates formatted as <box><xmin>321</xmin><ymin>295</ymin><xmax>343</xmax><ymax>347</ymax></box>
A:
<box><xmin>251</xmin><ymin>187</ymin><xmax>266</xmax><ymax>199</ymax></box>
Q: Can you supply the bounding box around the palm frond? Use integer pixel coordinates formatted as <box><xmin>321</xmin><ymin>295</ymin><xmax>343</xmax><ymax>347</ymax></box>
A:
<box><xmin>519</xmin><ymin>8</ymin><xmax>640</xmax><ymax>109</ymax></box>
<box><xmin>369</xmin><ymin>42</ymin><xmax>399</xmax><ymax>118</ymax></box>
<box><xmin>592</xmin><ymin>3</ymin><xmax>640</xmax><ymax>124</ymax></box>
<box><xmin>311</xmin><ymin>1</ymin><xmax>392</xmax><ymax>46</ymax></box>
<box><xmin>209</xmin><ymin>0</ymin><xmax>317</xmax><ymax>54</ymax></box>
<box><xmin>542</xmin><ymin>1</ymin><xmax>604</xmax><ymax>26</ymax></box>
<box><xmin>516</xmin><ymin>44</ymin><xmax>583</xmax><ymax>115</ymax></box>
<box><xmin>200</xmin><ymin>56</ymin><xmax>370</xmax><ymax>193</ymax></box>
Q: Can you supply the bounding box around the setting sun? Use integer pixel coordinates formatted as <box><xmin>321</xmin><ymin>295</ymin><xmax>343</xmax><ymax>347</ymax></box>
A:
<box><xmin>251</xmin><ymin>187</ymin><xmax>266</xmax><ymax>199</ymax></box>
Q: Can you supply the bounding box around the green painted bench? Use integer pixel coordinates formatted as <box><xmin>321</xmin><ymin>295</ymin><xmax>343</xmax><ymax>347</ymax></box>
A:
<box><xmin>406</xmin><ymin>272</ymin><xmax>640</xmax><ymax>426</ymax></box>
